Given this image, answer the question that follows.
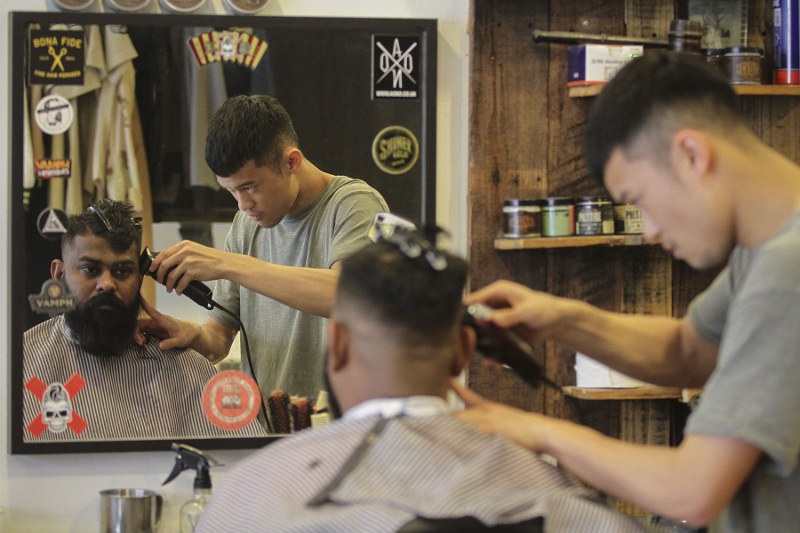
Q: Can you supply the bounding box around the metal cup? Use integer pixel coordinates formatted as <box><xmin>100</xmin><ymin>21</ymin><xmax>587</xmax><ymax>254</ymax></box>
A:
<box><xmin>100</xmin><ymin>488</ymin><xmax>163</xmax><ymax>533</ymax></box>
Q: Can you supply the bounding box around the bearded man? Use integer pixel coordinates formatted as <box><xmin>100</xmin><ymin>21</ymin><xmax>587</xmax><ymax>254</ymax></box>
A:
<box><xmin>22</xmin><ymin>199</ymin><xmax>265</xmax><ymax>441</ymax></box>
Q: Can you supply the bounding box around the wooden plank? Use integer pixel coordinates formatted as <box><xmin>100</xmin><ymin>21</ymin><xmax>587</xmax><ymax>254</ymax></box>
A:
<box><xmin>468</xmin><ymin>0</ymin><xmax>551</xmax><ymax>413</ymax></box>
<box><xmin>495</xmin><ymin>234</ymin><xmax>656</xmax><ymax>249</ymax></box>
<box><xmin>571</xmin><ymin>84</ymin><xmax>800</xmax><ymax>99</ymax></box>
<box><xmin>563</xmin><ymin>386</ymin><xmax>689</xmax><ymax>400</ymax></box>
<box><xmin>625</xmin><ymin>0</ymin><xmax>674</xmax><ymax>41</ymax></box>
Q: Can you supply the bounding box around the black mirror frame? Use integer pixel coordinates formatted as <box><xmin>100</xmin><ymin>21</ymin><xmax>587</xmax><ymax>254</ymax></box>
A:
<box><xmin>9</xmin><ymin>11</ymin><xmax>437</xmax><ymax>454</ymax></box>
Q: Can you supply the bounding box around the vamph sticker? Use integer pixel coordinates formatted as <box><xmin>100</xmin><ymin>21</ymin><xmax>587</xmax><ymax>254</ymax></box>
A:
<box><xmin>35</xmin><ymin>159</ymin><xmax>72</xmax><ymax>179</ymax></box>
<box><xmin>29</xmin><ymin>279</ymin><xmax>78</xmax><ymax>316</ymax></box>
<box><xmin>372</xmin><ymin>35</ymin><xmax>420</xmax><ymax>99</ymax></box>
<box><xmin>188</xmin><ymin>30</ymin><xmax>268</xmax><ymax>70</ymax></box>
<box><xmin>202</xmin><ymin>371</ymin><xmax>261</xmax><ymax>431</ymax></box>
<box><xmin>25</xmin><ymin>373</ymin><xmax>88</xmax><ymax>437</ymax></box>
<box><xmin>372</xmin><ymin>126</ymin><xmax>420</xmax><ymax>175</ymax></box>
<box><xmin>34</xmin><ymin>95</ymin><xmax>74</xmax><ymax>135</ymax></box>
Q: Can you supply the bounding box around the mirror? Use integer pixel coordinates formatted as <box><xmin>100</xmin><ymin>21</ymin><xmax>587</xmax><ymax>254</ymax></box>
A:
<box><xmin>10</xmin><ymin>11</ymin><xmax>437</xmax><ymax>453</ymax></box>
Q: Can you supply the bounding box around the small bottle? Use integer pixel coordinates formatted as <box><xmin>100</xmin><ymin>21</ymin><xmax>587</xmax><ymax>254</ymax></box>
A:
<box><xmin>163</xmin><ymin>443</ymin><xmax>221</xmax><ymax>533</ymax></box>
<box><xmin>181</xmin><ymin>474</ymin><xmax>213</xmax><ymax>533</ymax></box>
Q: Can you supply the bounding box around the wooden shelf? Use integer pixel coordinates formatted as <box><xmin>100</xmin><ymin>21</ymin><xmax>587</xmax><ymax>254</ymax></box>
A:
<box><xmin>563</xmin><ymin>386</ymin><xmax>701</xmax><ymax>401</ymax></box>
<box><xmin>569</xmin><ymin>84</ymin><xmax>800</xmax><ymax>98</ymax></box>
<box><xmin>495</xmin><ymin>234</ymin><xmax>657</xmax><ymax>250</ymax></box>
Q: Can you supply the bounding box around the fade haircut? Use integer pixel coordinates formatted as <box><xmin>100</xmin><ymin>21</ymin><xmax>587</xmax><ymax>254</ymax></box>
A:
<box><xmin>62</xmin><ymin>199</ymin><xmax>142</xmax><ymax>255</ymax></box>
<box><xmin>205</xmin><ymin>95</ymin><xmax>300</xmax><ymax>177</ymax></box>
<box><xmin>585</xmin><ymin>50</ymin><xmax>747</xmax><ymax>183</ymax></box>
<box><xmin>335</xmin><ymin>241</ymin><xmax>468</xmax><ymax>348</ymax></box>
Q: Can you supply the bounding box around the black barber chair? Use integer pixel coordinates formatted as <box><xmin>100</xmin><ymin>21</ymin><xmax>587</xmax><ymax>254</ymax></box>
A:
<box><xmin>396</xmin><ymin>516</ymin><xmax>544</xmax><ymax>533</ymax></box>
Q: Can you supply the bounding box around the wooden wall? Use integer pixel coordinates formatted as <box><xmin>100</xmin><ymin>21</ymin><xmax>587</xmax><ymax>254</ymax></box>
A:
<box><xmin>467</xmin><ymin>0</ymin><xmax>778</xmax><ymax>451</ymax></box>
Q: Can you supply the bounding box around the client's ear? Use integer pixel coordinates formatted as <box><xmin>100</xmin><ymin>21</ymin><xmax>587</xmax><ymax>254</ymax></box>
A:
<box><xmin>326</xmin><ymin>320</ymin><xmax>351</xmax><ymax>372</ymax></box>
<box><xmin>452</xmin><ymin>326</ymin><xmax>477</xmax><ymax>376</ymax></box>
<box><xmin>51</xmin><ymin>260</ymin><xmax>65</xmax><ymax>281</ymax></box>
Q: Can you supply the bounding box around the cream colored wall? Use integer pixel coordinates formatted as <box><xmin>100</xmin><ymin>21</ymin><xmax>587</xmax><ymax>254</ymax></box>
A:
<box><xmin>0</xmin><ymin>1</ymin><xmax>469</xmax><ymax>530</ymax></box>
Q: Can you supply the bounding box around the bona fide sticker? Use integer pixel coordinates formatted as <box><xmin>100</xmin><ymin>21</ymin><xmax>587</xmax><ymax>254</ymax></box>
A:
<box><xmin>202</xmin><ymin>370</ymin><xmax>261</xmax><ymax>431</ymax></box>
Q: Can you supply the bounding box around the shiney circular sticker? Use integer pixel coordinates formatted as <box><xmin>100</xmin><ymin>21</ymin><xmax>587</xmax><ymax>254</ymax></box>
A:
<box><xmin>202</xmin><ymin>370</ymin><xmax>261</xmax><ymax>431</ymax></box>
<box><xmin>371</xmin><ymin>125</ymin><xmax>419</xmax><ymax>175</ymax></box>
<box><xmin>35</xmin><ymin>95</ymin><xmax>74</xmax><ymax>135</ymax></box>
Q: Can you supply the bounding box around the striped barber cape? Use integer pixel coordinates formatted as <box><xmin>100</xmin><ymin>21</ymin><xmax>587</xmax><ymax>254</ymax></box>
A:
<box><xmin>197</xmin><ymin>396</ymin><xmax>660</xmax><ymax>533</ymax></box>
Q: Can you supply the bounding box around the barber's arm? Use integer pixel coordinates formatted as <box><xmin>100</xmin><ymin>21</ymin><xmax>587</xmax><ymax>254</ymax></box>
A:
<box><xmin>465</xmin><ymin>280</ymin><xmax>718</xmax><ymax>388</ymax></box>
<box><xmin>136</xmin><ymin>297</ymin><xmax>238</xmax><ymax>364</ymax></box>
<box><xmin>452</xmin><ymin>382</ymin><xmax>761</xmax><ymax>527</ymax></box>
<box><xmin>148</xmin><ymin>240</ymin><xmax>339</xmax><ymax>318</ymax></box>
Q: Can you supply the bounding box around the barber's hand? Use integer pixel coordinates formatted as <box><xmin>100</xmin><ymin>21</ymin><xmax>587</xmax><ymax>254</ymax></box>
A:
<box><xmin>149</xmin><ymin>240</ymin><xmax>229</xmax><ymax>296</ymax></box>
<box><xmin>135</xmin><ymin>296</ymin><xmax>200</xmax><ymax>351</ymax></box>
<box><xmin>464</xmin><ymin>280</ymin><xmax>563</xmax><ymax>343</ymax></box>
<box><xmin>451</xmin><ymin>379</ymin><xmax>551</xmax><ymax>453</ymax></box>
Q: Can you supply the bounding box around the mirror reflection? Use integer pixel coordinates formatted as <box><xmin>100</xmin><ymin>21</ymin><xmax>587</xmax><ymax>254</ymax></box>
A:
<box><xmin>13</xmin><ymin>12</ymin><xmax>436</xmax><ymax>452</ymax></box>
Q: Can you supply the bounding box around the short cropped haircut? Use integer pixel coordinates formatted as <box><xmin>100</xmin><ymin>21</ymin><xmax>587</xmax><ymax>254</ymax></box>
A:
<box><xmin>585</xmin><ymin>50</ymin><xmax>746</xmax><ymax>183</ymax></box>
<box><xmin>335</xmin><ymin>241</ymin><xmax>468</xmax><ymax>347</ymax></box>
<box><xmin>205</xmin><ymin>95</ymin><xmax>300</xmax><ymax>177</ymax></box>
<box><xmin>62</xmin><ymin>199</ymin><xmax>142</xmax><ymax>255</ymax></box>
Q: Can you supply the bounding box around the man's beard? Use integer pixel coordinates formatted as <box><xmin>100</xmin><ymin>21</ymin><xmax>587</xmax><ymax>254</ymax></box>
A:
<box><xmin>63</xmin><ymin>291</ymin><xmax>141</xmax><ymax>358</ymax></box>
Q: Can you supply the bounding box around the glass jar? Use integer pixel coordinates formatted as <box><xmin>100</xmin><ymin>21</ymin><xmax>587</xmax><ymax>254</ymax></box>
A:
<box><xmin>575</xmin><ymin>197</ymin><xmax>614</xmax><ymax>236</ymax></box>
<box><xmin>503</xmin><ymin>199</ymin><xmax>541</xmax><ymax>238</ymax></box>
<box><xmin>541</xmin><ymin>197</ymin><xmax>574</xmax><ymax>237</ymax></box>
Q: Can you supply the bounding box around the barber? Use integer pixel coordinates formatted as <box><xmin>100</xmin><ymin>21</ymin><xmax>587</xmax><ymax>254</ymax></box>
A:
<box><xmin>454</xmin><ymin>51</ymin><xmax>800</xmax><ymax>532</ymax></box>
<box><xmin>137</xmin><ymin>95</ymin><xmax>388</xmax><ymax>401</ymax></box>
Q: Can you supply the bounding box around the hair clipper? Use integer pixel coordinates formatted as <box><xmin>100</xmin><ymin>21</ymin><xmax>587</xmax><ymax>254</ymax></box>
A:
<box><xmin>464</xmin><ymin>303</ymin><xmax>549</xmax><ymax>389</ymax></box>
<box><xmin>139</xmin><ymin>247</ymin><xmax>215</xmax><ymax>310</ymax></box>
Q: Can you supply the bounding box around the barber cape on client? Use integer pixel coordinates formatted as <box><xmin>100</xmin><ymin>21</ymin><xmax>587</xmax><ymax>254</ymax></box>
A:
<box><xmin>196</xmin><ymin>227</ymin><xmax>658</xmax><ymax>533</ymax></box>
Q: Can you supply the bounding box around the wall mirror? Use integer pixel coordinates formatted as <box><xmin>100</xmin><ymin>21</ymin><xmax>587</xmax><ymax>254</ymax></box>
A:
<box><xmin>10</xmin><ymin>11</ymin><xmax>437</xmax><ymax>454</ymax></box>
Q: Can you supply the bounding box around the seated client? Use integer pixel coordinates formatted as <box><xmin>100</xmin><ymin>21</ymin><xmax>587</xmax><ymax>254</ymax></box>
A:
<box><xmin>23</xmin><ymin>199</ymin><xmax>265</xmax><ymax>441</ymax></box>
<box><xmin>197</xmin><ymin>230</ymin><xmax>650</xmax><ymax>532</ymax></box>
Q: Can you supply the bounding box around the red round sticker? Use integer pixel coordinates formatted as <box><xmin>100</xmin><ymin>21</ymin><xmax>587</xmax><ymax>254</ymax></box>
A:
<box><xmin>202</xmin><ymin>371</ymin><xmax>261</xmax><ymax>431</ymax></box>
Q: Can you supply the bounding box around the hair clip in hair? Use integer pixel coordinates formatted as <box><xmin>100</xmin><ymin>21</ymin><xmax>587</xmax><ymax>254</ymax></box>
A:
<box><xmin>88</xmin><ymin>200</ymin><xmax>113</xmax><ymax>231</ymax></box>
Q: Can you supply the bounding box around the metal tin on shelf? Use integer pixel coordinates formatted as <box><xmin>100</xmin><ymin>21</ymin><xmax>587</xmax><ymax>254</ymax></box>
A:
<box><xmin>541</xmin><ymin>197</ymin><xmax>574</xmax><ymax>237</ymax></box>
<box><xmin>503</xmin><ymin>199</ymin><xmax>541</xmax><ymax>238</ymax></box>
<box><xmin>104</xmin><ymin>0</ymin><xmax>150</xmax><ymax>11</ymax></box>
<box><xmin>613</xmin><ymin>204</ymin><xmax>644</xmax><ymax>234</ymax></box>
<box><xmin>575</xmin><ymin>196</ymin><xmax>614</xmax><ymax>236</ymax></box>
<box><xmin>723</xmin><ymin>46</ymin><xmax>763</xmax><ymax>85</ymax></box>
<box><xmin>159</xmin><ymin>0</ymin><xmax>206</xmax><ymax>13</ymax></box>
<box><xmin>222</xmin><ymin>0</ymin><xmax>269</xmax><ymax>15</ymax></box>
<box><xmin>52</xmin><ymin>0</ymin><xmax>96</xmax><ymax>10</ymax></box>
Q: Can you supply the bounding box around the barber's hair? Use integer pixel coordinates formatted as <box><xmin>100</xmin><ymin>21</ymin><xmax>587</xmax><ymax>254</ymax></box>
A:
<box><xmin>584</xmin><ymin>50</ymin><xmax>747</xmax><ymax>183</ymax></box>
<box><xmin>62</xmin><ymin>199</ymin><xmax>142</xmax><ymax>254</ymax></box>
<box><xmin>205</xmin><ymin>94</ymin><xmax>300</xmax><ymax>177</ymax></box>
<box><xmin>336</xmin><ymin>240</ymin><xmax>468</xmax><ymax>346</ymax></box>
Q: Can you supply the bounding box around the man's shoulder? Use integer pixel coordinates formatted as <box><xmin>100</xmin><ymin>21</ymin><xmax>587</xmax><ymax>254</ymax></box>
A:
<box><xmin>24</xmin><ymin>316</ymin><xmax>63</xmax><ymax>351</ymax></box>
<box><xmin>734</xmin><ymin>219</ymin><xmax>800</xmax><ymax>294</ymax></box>
<box><xmin>327</xmin><ymin>176</ymin><xmax>386</xmax><ymax>204</ymax></box>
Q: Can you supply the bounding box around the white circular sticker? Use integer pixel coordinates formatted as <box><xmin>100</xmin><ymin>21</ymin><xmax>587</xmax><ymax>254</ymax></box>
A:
<box><xmin>35</xmin><ymin>95</ymin><xmax>74</xmax><ymax>135</ymax></box>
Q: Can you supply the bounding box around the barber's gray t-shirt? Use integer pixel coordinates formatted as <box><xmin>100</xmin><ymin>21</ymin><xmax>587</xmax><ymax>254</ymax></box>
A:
<box><xmin>209</xmin><ymin>176</ymin><xmax>388</xmax><ymax>401</ymax></box>
<box><xmin>687</xmin><ymin>211</ymin><xmax>800</xmax><ymax>533</ymax></box>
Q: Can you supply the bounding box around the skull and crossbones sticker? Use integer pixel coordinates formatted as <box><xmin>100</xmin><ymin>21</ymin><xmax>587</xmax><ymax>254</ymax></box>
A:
<box><xmin>25</xmin><ymin>373</ymin><xmax>88</xmax><ymax>437</ymax></box>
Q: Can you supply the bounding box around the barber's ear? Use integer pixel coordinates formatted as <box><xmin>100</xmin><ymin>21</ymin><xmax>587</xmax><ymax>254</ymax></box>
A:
<box><xmin>326</xmin><ymin>320</ymin><xmax>350</xmax><ymax>372</ymax></box>
<box><xmin>671</xmin><ymin>129</ymin><xmax>713</xmax><ymax>185</ymax></box>
<box><xmin>51</xmin><ymin>260</ymin><xmax>65</xmax><ymax>281</ymax></box>
<box><xmin>452</xmin><ymin>326</ymin><xmax>477</xmax><ymax>376</ymax></box>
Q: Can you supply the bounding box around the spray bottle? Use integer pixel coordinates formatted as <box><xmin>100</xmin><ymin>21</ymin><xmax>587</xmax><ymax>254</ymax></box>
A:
<box><xmin>163</xmin><ymin>443</ymin><xmax>221</xmax><ymax>533</ymax></box>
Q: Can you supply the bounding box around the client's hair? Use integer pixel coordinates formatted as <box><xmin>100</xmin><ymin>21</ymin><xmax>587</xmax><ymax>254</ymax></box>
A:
<box><xmin>336</xmin><ymin>239</ymin><xmax>468</xmax><ymax>347</ymax></box>
<box><xmin>62</xmin><ymin>199</ymin><xmax>142</xmax><ymax>254</ymax></box>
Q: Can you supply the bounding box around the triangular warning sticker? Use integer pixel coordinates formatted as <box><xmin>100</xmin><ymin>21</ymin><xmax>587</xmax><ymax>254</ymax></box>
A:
<box><xmin>43</xmin><ymin>210</ymin><xmax>67</xmax><ymax>234</ymax></box>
